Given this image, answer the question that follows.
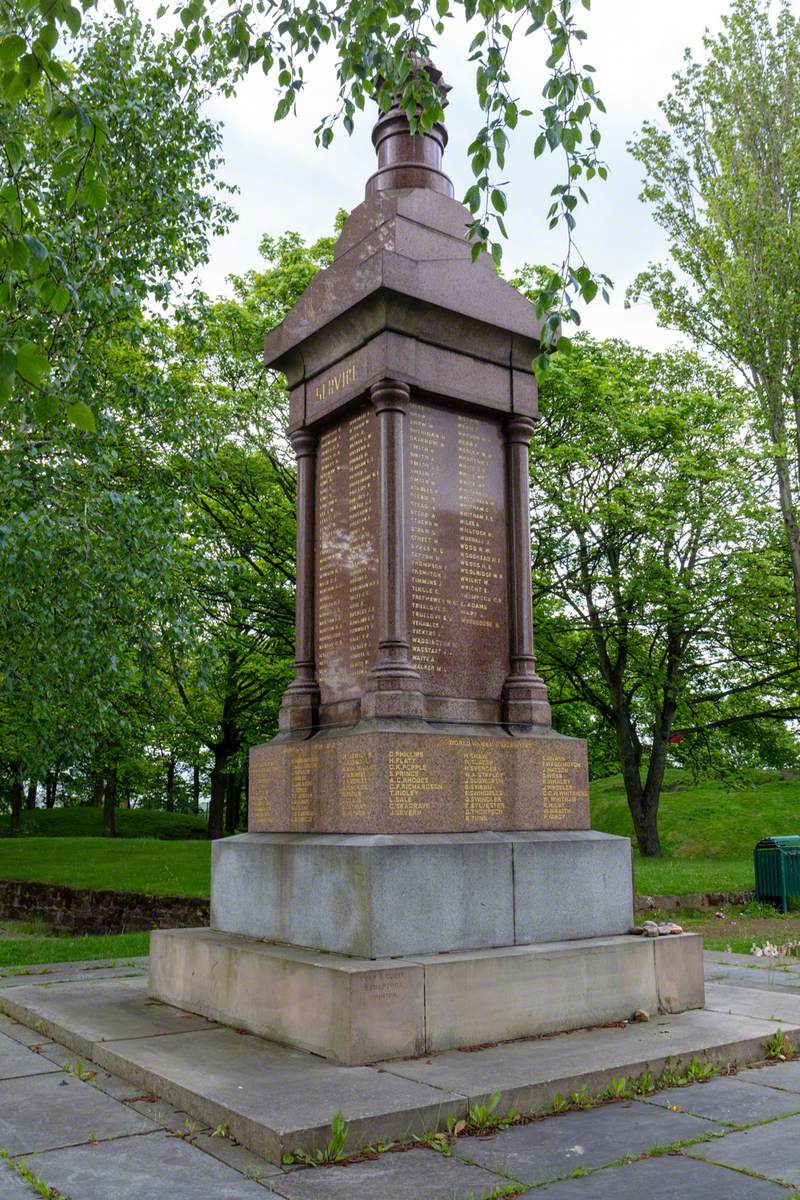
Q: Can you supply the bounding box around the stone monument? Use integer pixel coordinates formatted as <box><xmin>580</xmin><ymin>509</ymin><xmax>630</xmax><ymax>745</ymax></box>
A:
<box><xmin>150</xmin><ymin>65</ymin><xmax>704</xmax><ymax>1065</ymax></box>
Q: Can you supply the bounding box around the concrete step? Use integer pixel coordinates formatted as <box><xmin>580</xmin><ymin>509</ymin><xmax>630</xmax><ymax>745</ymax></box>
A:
<box><xmin>1</xmin><ymin>975</ymin><xmax>798</xmax><ymax>1163</ymax></box>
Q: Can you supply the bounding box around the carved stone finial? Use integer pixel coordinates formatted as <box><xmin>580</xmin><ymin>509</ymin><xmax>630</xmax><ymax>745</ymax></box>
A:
<box><xmin>365</xmin><ymin>59</ymin><xmax>454</xmax><ymax>199</ymax></box>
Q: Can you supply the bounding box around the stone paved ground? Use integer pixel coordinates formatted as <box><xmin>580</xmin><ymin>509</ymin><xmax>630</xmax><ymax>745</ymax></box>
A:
<box><xmin>1</xmin><ymin>954</ymin><xmax>800</xmax><ymax>1198</ymax></box>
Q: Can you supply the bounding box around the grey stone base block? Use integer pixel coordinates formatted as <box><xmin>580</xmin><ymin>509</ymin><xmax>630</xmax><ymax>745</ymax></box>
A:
<box><xmin>149</xmin><ymin>928</ymin><xmax>704</xmax><ymax>1065</ymax></box>
<box><xmin>211</xmin><ymin>830</ymin><xmax>634</xmax><ymax>957</ymax></box>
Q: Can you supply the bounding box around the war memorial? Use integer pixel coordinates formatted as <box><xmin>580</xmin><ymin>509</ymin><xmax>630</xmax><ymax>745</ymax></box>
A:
<box><xmin>150</xmin><ymin>66</ymin><xmax>703</xmax><ymax>1066</ymax></box>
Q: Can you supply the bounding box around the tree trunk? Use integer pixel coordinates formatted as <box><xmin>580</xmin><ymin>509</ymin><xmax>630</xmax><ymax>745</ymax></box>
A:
<box><xmin>9</xmin><ymin>766</ymin><xmax>23</xmax><ymax>836</ymax></box>
<box><xmin>25</xmin><ymin>780</ymin><xmax>37</xmax><ymax>810</ymax></box>
<box><xmin>192</xmin><ymin>764</ymin><xmax>201</xmax><ymax>815</ymax></box>
<box><xmin>616</xmin><ymin>717</ymin><xmax>662</xmax><ymax>858</ymax></box>
<box><xmin>225</xmin><ymin>769</ymin><xmax>242</xmax><ymax>834</ymax></box>
<box><xmin>208</xmin><ymin>750</ymin><xmax>228</xmax><ymax>840</ymax></box>
<box><xmin>45</xmin><ymin>770</ymin><xmax>58</xmax><ymax>809</ymax></box>
<box><xmin>90</xmin><ymin>768</ymin><xmax>104</xmax><ymax>808</ymax></box>
<box><xmin>165</xmin><ymin>757</ymin><xmax>176</xmax><ymax>813</ymax></box>
<box><xmin>762</xmin><ymin>380</ymin><xmax>800</xmax><ymax>644</ymax></box>
<box><xmin>103</xmin><ymin>770</ymin><xmax>117</xmax><ymax>838</ymax></box>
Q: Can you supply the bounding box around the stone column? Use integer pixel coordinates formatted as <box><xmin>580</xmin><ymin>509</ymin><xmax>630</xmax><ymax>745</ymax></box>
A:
<box><xmin>362</xmin><ymin>380</ymin><xmax>424</xmax><ymax>719</ymax></box>
<box><xmin>278</xmin><ymin>429</ymin><xmax>321</xmax><ymax>732</ymax></box>
<box><xmin>503</xmin><ymin>415</ymin><xmax>551</xmax><ymax>726</ymax></box>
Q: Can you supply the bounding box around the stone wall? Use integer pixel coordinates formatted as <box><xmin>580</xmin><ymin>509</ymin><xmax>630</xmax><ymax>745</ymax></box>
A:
<box><xmin>0</xmin><ymin>880</ymin><xmax>209</xmax><ymax>934</ymax></box>
<box><xmin>636</xmin><ymin>890</ymin><xmax>753</xmax><ymax>912</ymax></box>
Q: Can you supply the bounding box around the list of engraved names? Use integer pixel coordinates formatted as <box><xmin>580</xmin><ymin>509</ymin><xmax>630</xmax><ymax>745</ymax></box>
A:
<box><xmin>408</xmin><ymin>403</ymin><xmax>508</xmax><ymax>697</ymax></box>
<box><xmin>315</xmin><ymin>407</ymin><xmax>378</xmax><ymax>701</ymax></box>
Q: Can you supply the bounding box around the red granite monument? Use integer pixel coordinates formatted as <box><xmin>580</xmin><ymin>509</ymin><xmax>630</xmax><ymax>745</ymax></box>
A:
<box><xmin>248</xmin><ymin>64</ymin><xmax>588</xmax><ymax>836</ymax></box>
<box><xmin>150</xmin><ymin>65</ymin><xmax>704</xmax><ymax>1066</ymax></box>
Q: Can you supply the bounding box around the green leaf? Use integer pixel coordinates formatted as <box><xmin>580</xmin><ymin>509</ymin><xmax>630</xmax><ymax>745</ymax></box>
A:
<box><xmin>16</xmin><ymin>342</ymin><xmax>50</xmax><ymax>387</ymax></box>
<box><xmin>65</xmin><ymin>400</ymin><xmax>96</xmax><ymax>432</ymax></box>
<box><xmin>33</xmin><ymin>392</ymin><xmax>60</xmax><ymax>422</ymax></box>
<box><xmin>51</xmin><ymin>286</ymin><xmax>71</xmax><ymax>314</ymax></box>
<box><xmin>491</xmin><ymin>189</ymin><xmax>507</xmax><ymax>214</ymax></box>
<box><xmin>0</xmin><ymin>346</ymin><xmax>16</xmax><ymax>380</ymax></box>
<box><xmin>23</xmin><ymin>234</ymin><xmax>48</xmax><ymax>262</ymax></box>
<box><xmin>64</xmin><ymin>5</ymin><xmax>82</xmax><ymax>35</ymax></box>
<box><xmin>0</xmin><ymin>35</ymin><xmax>26</xmax><ymax>67</ymax></box>
<box><xmin>81</xmin><ymin>179</ymin><xmax>107</xmax><ymax>210</ymax></box>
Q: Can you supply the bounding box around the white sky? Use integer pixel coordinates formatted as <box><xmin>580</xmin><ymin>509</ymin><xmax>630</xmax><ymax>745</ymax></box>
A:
<box><xmin>196</xmin><ymin>1</ymin><xmax>740</xmax><ymax>349</ymax></box>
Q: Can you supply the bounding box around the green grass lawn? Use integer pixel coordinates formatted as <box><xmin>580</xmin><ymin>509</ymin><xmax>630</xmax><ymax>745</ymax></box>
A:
<box><xmin>0</xmin><ymin>837</ymin><xmax>210</xmax><ymax>897</ymax></box>
<box><xmin>590</xmin><ymin>766</ymin><xmax>800</xmax><ymax>859</ymax></box>
<box><xmin>0</xmin><ymin>807</ymin><xmax>208</xmax><ymax>839</ymax></box>
<box><xmin>0</xmin><ymin>932</ymin><xmax>150</xmax><ymax>969</ymax></box>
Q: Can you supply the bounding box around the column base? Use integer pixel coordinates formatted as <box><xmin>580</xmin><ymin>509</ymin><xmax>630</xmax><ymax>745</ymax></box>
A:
<box><xmin>149</xmin><ymin>928</ymin><xmax>704</xmax><ymax>1066</ymax></box>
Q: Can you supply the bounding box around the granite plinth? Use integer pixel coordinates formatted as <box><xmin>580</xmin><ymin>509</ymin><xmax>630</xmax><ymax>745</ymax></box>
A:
<box><xmin>149</xmin><ymin>929</ymin><xmax>704</xmax><ymax>1065</ymax></box>
<box><xmin>211</xmin><ymin>830</ymin><xmax>633</xmax><ymax>958</ymax></box>
<box><xmin>248</xmin><ymin>724</ymin><xmax>589</xmax><ymax>834</ymax></box>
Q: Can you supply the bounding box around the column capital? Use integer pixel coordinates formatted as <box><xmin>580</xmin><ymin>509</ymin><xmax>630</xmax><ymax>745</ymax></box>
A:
<box><xmin>505</xmin><ymin>414</ymin><xmax>536</xmax><ymax>446</ymax></box>
<box><xmin>370</xmin><ymin>379</ymin><xmax>411</xmax><ymax>415</ymax></box>
<box><xmin>289</xmin><ymin>428</ymin><xmax>317</xmax><ymax>458</ymax></box>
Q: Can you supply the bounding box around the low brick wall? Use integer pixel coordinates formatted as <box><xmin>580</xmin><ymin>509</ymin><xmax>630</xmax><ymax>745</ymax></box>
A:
<box><xmin>0</xmin><ymin>880</ymin><xmax>209</xmax><ymax>934</ymax></box>
<box><xmin>635</xmin><ymin>890</ymin><xmax>754</xmax><ymax>912</ymax></box>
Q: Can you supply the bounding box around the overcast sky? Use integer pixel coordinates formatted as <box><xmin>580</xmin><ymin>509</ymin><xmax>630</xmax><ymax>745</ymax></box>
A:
<box><xmin>196</xmin><ymin>1</ymin><xmax>741</xmax><ymax>350</ymax></box>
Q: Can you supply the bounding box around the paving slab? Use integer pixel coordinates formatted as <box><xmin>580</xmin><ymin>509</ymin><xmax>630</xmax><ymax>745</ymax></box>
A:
<box><xmin>738</xmin><ymin>1060</ymin><xmax>800</xmax><ymax>1092</ymax></box>
<box><xmin>453</xmin><ymin>1100</ymin><xmax>714</xmax><ymax>1186</ymax></box>
<box><xmin>706</xmin><ymin>982</ymin><xmax>800</xmax><ymax>1025</ymax></box>
<box><xmin>20</xmin><ymin>1130</ymin><xmax>272</xmax><ymax>1200</ymax></box>
<box><xmin>689</xmin><ymin>1112</ymin><xmax>800</xmax><ymax>1186</ymax></box>
<box><xmin>703</xmin><ymin>963</ymin><xmax>800</xmax><ymax>992</ymax></box>
<box><xmin>93</xmin><ymin>1025</ymin><xmax>466</xmax><ymax>1163</ymax></box>
<box><xmin>0</xmin><ymin>1030</ymin><xmax>58</xmax><ymax>1081</ymax></box>
<box><xmin>644</xmin><ymin>1075</ymin><xmax>800</xmax><ymax>1124</ymax></box>
<box><xmin>29</xmin><ymin>1041</ymin><xmax>140</xmax><ymax>1100</ymax></box>
<box><xmin>267</xmin><ymin>1148</ymin><xmax>505</xmax><ymax>1199</ymax></box>
<box><xmin>0</xmin><ymin>963</ymin><xmax>147</xmax><ymax>990</ymax></box>
<box><xmin>0</xmin><ymin>1014</ymin><xmax>52</xmax><ymax>1047</ymax></box>
<box><xmin>378</xmin><ymin>1008</ymin><xmax>796</xmax><ymax>1113</ymax></box>
<box><xmin>525</xmin><ymin>1153</ymin><xmax>789</xmax><ymax>1197</ymax></box>
<box><xmin>0</xmin><ymin>978</ymin><xmax>217</xmax><ymax>1058</ymax></box>
<box><xmin>186</xmin><ymin>1130</ymin><xmax>286</xmax><ymax>1181</ymax></box>
<box><xmin>0</xmin><ymin>1072</ymin><xmax>155</xmax><ymax>1155</ymax></box>
<box><xmin>0</xmin><ymin>1158</ymin><xmax>43</xmax><ymax>1200</ymax></box>
<box><xmin>705</xmin><ymin>951</ymin><xmax>800</xmax><ymax>972</ymax></box>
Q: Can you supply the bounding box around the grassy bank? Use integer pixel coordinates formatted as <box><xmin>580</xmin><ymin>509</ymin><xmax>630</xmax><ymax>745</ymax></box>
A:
<box><xmin>0</xmin><ymin>837</ymin><xmax>210</xmax><ymax>897</ymax></box>
<box><xmin>0</xmin><ymin>808</ymin><xmax>208</xmax><ymax>839</ymax></box>
<box><xmin>590</xmin><ymin>767</ymin><xmax>800</xmax><ymax>859</ymax></box>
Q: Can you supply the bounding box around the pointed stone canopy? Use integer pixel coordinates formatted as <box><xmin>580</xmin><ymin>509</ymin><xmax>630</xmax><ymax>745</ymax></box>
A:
<box><xmin>264</xmin><ymin>64</ymin><xmax>544</xmax><ymax>435</ymax></box>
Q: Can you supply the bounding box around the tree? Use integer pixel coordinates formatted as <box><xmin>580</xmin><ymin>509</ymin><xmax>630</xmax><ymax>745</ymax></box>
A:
<box><xmin>1</xmin><ymin>0</ymin><xmax>609</xmax><ymax>397</ymax></box>
<box><xmin>160</xmin><ymin>229</ymin><xmax>337</xmax><ymax>836</ymax></box>
<box><xmin>629</xmin><ymin>0</ymin><xmax>800</xmax><ymax>644</ymax></box>
<box><xmin>531</xmin><ymin>335</ymin><xmax>791</xmax><ymax>856</ymax></box>
<box><xmin>0</xmin><ymin>13</ymin><xmax>232</xmax><ymax>798</ymax></box>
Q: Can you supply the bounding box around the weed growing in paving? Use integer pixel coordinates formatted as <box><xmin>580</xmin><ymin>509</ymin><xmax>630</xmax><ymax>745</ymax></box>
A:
<box><xmin>2</xmin><ymin>1150</ymin><xmax>68</xmax><ymax>1198</ymax></box>
<box><xmin>63</xmin><ymin>1059</ymin><xmax>95</xmax><ymax>1082</ymax></box>
<box><xmin>283</xmin><ymin>1109</ymin><xmax>349</xmax><ymax>1166</ymax></box>
<box><xmin>764</xmin><ymin>1029</ymin><xmax>796</xmax><ymax>1060</ymax></box>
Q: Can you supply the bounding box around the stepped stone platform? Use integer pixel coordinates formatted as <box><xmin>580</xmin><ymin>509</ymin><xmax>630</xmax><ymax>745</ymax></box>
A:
<box><xmin>1</xmin><ymin>953</ymin><xmax>798</xmax><ymax>1165</ymax></box>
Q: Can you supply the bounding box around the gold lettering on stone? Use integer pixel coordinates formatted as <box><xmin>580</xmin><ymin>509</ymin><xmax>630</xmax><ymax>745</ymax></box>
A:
<box><xmin>388</xmin><ymin>750</ymin><xmax>443</xmax><ymax>817</ymax></box>
<box><xmin>339</xmin><ymin>749</ymin><xmax>373</xmax><ymax>819</ymax></box>
<box><xmin>542</xmin><ymin>756</ymin><xmax>578</xmax><ymax>822</ymax></box>
<box><xmin>408</xmin><ymin>402</ymin><xmax>508</xmax><ymax>698</ymax></box>
<box><xmin>457</xmin><ymin>413</ymin><xmax>504</xmax><ymax>632</ymax></box>
<box><xmin>316</xmin><ymin>407</ymin><xmax>378</xmax><ymax>702</ymax></box>
<box><xmin>313</xmin><ymin>363</ymin><xmax>357</xmax><ymax>403</ymax></box>
<box><xmin>248</xmin><ymin>759</ymin><xmax>277</xmax><ymax>825</ymax></box>
<box><xmin>289</xmin><ymin>750</ymin><xmax>317</xmax><ymax>826</ymax></box>
<box><xmin>462</xmin><ymin>749</ymin><xmax>505</xmax><ymax>823</ymax></box>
